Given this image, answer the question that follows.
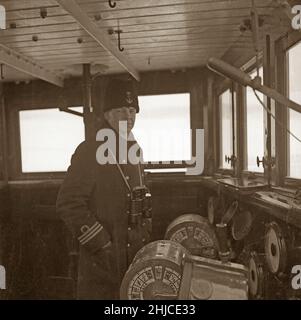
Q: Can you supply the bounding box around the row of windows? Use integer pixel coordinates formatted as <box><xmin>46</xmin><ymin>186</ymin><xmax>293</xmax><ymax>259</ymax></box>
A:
<box><xmin>219</xmin><ymin>67</ymin><xmax>264</xmax><ymax>173</ymax></box>
<box><xmin>219</xmin><ymin>40</ymin><xmax>301</xmax><ymax>179</ymax></box>
<box><xmin>19</xmin><ymin>94</ymin><xmax>191</xmax><ymax>173</ymax></box>
<box><xmin>16</xmin><ymin>40</ymin><xmax>301</xmax><ymax>179</ymax></box>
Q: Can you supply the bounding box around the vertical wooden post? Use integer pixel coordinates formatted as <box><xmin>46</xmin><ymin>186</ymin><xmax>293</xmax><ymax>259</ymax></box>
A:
<box><xmin>231</xmin><ymin>82</ymin><xmax>237</xmax><ymax>176</ymax></box>
<box><xmin>82</xmin><ymin>64</ymin><xmax>94</xmax><ymax>141</ymax></box>
<box><xmin>274</xmin><ymin>37</ymin><xmax>288</xmax><ymax>186</ymax></box>
<box><xmin>263</xmin><ymin>34</ymin><xmax>273</xmax><ymax>186</ymax></box>
<box><xmin>0</xmin><ymin>83</ymin><xmax>8</xmax><ymax>285</ymax></box>
<box><xmin>190</xmin><ymin>72</ymin><xmax>204</xmax><ymax>172</ymax></box>
<box><xmin>204</xmin><ymin>74</ymin><xmax>215</xmax><ymax>175</ymax></box>
<box><xmin>0</xmin><ymin>83</ymin><xmax>8</xmax><ymax>183</ymax></box>
<box><xmin>235</xmin><ymin>84</ymin><xmax>245</xmax><ymax>179</ymax></box>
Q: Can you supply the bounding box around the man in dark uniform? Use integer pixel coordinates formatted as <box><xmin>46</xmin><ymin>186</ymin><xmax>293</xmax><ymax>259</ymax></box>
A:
<box><xmin>56</xmin><ymin>79</ymin><xmax>151</xmax><ymax>300</ymax></box>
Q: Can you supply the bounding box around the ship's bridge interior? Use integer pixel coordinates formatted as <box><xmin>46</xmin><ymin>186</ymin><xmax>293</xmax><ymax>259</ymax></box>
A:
<box><xmin>0</xmin><ymin>0</ymin><xmax>301</xmax><ymax>300</ymax></box>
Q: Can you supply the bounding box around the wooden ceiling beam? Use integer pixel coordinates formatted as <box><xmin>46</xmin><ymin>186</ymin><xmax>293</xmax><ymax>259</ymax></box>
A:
<box><xmin>0</xmin><ymin>43</ymin><xmax>63</xmax><ymax>86</ymax></box>
<box><xmin>56</xmin><ymin>0</ymin><xmax>140</xmax><ymax>81</ymax></box>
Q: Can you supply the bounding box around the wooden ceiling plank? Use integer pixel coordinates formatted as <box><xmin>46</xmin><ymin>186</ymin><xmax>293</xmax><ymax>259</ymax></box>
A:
<box><xmin>1</xmin><ymin>29</ymin><xmax>252</xmax><ymax>48</ymax></box>
<box><xmin>4</xmin><ymin>15</ymin><xmax>237</xmax><ymax>32</ymax></box>
<box><xmin>4</xmin><ymin>0</ymin><xmax>273</xmax><ymax>16</ymax></box>
<box><xmin>0</xmin><ymin>31</ymin><xmax>87</xmax><ymax>44</ymax></box>
<box><xmin>3</xmin><ymin>23</ymin><xmax>247</xmax><ymax>48</ymax></box>
<box><xmin>100</xmin><ymin>7</ymin><xmax>271</xmax><ymax>27</ymax></box>
<box><xmin>9</xmin><ymin>38</ymin><xmax>252</xmax><ymax>58</ymax></box>
<box><xmin>31</xmin><ymin>36</ymin><xmax>255</xmax><ymax>57</ymax></box>
<box><xmin>123</xmin><ymin>39</ymin><xmax>253</xmax><ymax>50</ymax></box>
<box><xmin>42</xmin><ymin>53</ymin><xmax>232</xmax><ymax>69</ymax></box>
<box><xmin>0</xmin><ymin>23</ymin><xmax>249</xmax><ymax>42</ymax></box>
<box><xmin>26</xmin><ymin>40</ymin><xmax>253</xmax><ymax>59</ymax></box>
<box><xmin>0</xmin><ymin>23</ymin><xmax>81</xmax><ymax>38</ymax></box>
<box><xmin>111</xmin><ymin>14</ymin><xmax>258</xmax><ymax>33</ymax></box>
<box><xmin>103</xmin><ymin>33</ymin><xmax>252</xmax><ymax>45</ymax></box>
<box><xmin>16</xmin><ymin>29</ymin><xmax>251</xmax><ymax>53</ymax></box>
<box><xmin>6</xmin><ymin>7</ymin><xmax>66</xmax><ymax>21</ymax></box>
<box><xmin>34</xmin><ymin>45</ymin><xmax>248</xmax><ymax>62</ymax></box>
<box><xmin>7</xmin><ymin>37</ymin><xmax>96</xmax><ymax>49</ymax></box>
<box><xmin>0</xmin><ymin>23</ymin><xmax>242</xmax><ymax>45</ymax></box>
<box><xmin>78</xmin><ymin>0</ymin><xmax>272</xmax><ymax>11</ymax></box>
<box><xmin>3</xmin><ymin>16</ymin><xmax>245</xmax><ymax>36</ymax></box>
<box><xmin>19</xmin><ymin>42</ymin><xmax>104</xmax><ymax>53</ymax></box>
<box><xmin>6</xmin><ymin>15</ymin><xmax>75</xmax><ymax>27</ymax></box>
<box><xmin>119</xmin><ymin>30</ymin><xmax>250</xmax><ymax>42</ymax></box>
<box><xmin>43</xmin><ymin>58</ymin><xmax>222</xmax><ymax>71</ymax></box>
<box><xmin>25</xmin><ymin>39</ymin><xmax>252</xmax><ymax>58</ymax></box>
<box><xmin>2</xmin><ymin>0</ymin><xmax>58</xmax><ymax>11</ymax></box>
<box><xmin>3</xmin><ymin>0</ymin><xmax>258</xmax><ymax>11</ymax></box>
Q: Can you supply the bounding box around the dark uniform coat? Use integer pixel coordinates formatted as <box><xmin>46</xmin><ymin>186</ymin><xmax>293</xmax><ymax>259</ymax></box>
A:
<box><xmin>56</xmin><ymin>124</ymin><xmax>151</xmax><ymax>299</ymax></box>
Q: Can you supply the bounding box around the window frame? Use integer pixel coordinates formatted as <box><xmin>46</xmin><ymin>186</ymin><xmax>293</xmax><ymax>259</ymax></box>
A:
<box><xmin>216</xmin><ymin>86</ymin><xmax>236</xmax><ymax>174</ymax></box>
<box><xmin>243</xmin><ymin>65</ymin><xmax>266</xmax><ymax>175</ymax></box>
<box><xmin>135</xmin><ymin>91</ymin><xmax>194</xmax><ymax>172</ymax></box>
<box><xmin>9</xmin><ymin>105</ymin><xmax>84</xmax><ymax>180</ymax></box>
<box><xmin>239</xmin><ymin>57</ymin><xmax>264</xmax><ymax>180</ymax></box>
<box><xmin>213</xmin><ymin>56</ymin><xmax>266</xmax><ymax>181</ymax></box>
<box><xmin>214</xmin><ymin>79</ymin><xmax>238</xmax><ymax>176</ymax></box>
<box><xmin>277</xmin><ymin>30</ymin><xmax>301</xmax><ymax>187</ymax></box>
<box><xmin>285</xmin><ymin>38</ymin><xmax>301</xmax><ymax>183</ymax></box>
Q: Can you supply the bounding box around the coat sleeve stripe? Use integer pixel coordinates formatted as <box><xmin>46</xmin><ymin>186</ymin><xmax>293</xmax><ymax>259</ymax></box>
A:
<box><xmin>78</xmin><ymin>222</ymin><xmax>101</xmax><ymax>242</ymax></box>
<box><xmin>80</xmin><ymin>225</ymin><xmax>104</xmax><ymax>245</ymax></box>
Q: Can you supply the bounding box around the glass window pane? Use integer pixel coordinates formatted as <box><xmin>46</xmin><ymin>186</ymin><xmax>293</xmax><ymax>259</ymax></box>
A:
<box><xmin>219</xmin><ymin>89</ymin><xmax>233</xmax><ymax>169</ymax></box>
<box><xmin>288</xmin><ymin>110</ymin><xmax>301</xmax><ymax>178</ymax></box>
<box><xmin>133</xmin><ymin>93</ymin><xmax>191</xmax><ymax>162</ymax></box>
<box><xmin>19</xmin><ymin>107</ymin><xmax>84</xmax><ymax>173</ymax></box>
<box><xmin>288</xmin><ymin>41</ymin><xmax>301</xmax><ymax>178</ymax></box>
<box><xmin>246</xmin><ymin>67</ymin><xmax>264</xmax><ymax>172</ymax></box>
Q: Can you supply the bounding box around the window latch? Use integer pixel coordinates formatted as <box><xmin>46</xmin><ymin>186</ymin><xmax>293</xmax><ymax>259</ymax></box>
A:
<box><xmin>225</xmin><ymin>155</ymin><xmax>237</xmax><ymax>168</ymax></box>
<box><xmin>256</xmin><ymin>156</ymin><xmax>265</xmax><ymax>168</ymax></box>
<box><xmin>257</xmin><ymin>156</ymin><xmax>275</xmax><ymax>168</ymax></box>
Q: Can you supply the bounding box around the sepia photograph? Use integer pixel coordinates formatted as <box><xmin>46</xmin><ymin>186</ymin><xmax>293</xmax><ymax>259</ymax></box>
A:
<box><xmin>0</xmin><ymin>0</ymin><xmax>301</xmax><ymax>303</ymax></box>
